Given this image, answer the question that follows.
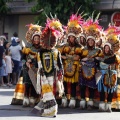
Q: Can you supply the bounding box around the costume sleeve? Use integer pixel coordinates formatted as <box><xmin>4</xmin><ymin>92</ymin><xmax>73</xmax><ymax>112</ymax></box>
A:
<box><xmin>75</xmin><ymin>47</ymin><xmax>83</xmax><ymax>59</ymax></box>
<box><xmin>60</xmin><ymin>45</ymin><xmax>66</xmax><ymax>55</ymax></box>
<box><xmin>103</xmin><ymin>55</ymin><xmax>115</xmax><ymax>64</ymax></box>
<box><xmin>97</xmin><ymin>49</ymin><xmax>104</xmax><ymax>58</ymax></box>
<box><xmin>80</xmin><ymin>48</ymin><xmax>88</xmax><ymax>59</ymax></box>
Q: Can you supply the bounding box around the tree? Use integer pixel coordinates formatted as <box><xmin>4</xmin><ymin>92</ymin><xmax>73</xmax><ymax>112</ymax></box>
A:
<box><xmin>0</xmin><ymin>0</ymin><xmax>11</xmax><ymax>35</ymax></box>
<box><xmin>26</xmin><ymin>0</ymin><xmax>100</xmax><ymax>26</ymax></box>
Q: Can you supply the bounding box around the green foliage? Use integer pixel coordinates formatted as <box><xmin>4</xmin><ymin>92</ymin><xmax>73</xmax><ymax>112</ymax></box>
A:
<box><xmin>0</xmin><ymin>0</ymin><xmax>11</xmax><ymax>15</ymax></box>
<box><xmin>26</xmin><ymin>0</ymin><xmax>100</xmax><ymax>26</ymax></box>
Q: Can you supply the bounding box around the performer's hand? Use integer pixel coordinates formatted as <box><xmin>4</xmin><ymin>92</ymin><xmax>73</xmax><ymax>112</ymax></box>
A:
<box><xmin>81</xmin><ymin>62</ymin><xmax>85</xmax><ymax>65</ymax></box>
<box><xmin>82</xmin><ymin>57</ymin><xmax>88</xmax><ymax>61</ymax></box>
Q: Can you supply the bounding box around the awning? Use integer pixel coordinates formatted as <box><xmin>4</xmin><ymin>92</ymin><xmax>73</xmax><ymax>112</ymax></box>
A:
<box><xmin>95</xmin><ymin>0</ymin><xmax>120</xmax><ymax>11</ymax></box>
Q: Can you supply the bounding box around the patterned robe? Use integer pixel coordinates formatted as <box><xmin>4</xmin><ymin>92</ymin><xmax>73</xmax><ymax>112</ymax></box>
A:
<box><xmin>60</xmin><ymin>43</ymin><xmax>82</xmax><ymax>100</ymax></box>
<box><xmin>79</xmin><ymin>46</ymin><xmax>103</xmax><ymax>88</ymax></box>
<box><xmin>31</xmin><ymin>48</ymin><xmax>64</xmax><ymax>117</ymax></box>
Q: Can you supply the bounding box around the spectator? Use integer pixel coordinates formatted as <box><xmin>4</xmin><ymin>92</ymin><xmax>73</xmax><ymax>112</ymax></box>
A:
<box><xmin>0</xmin><ymin>53</ymin><xmax>7</xmax><ymax>87</ymax></box>
<box><xmin>0</xmin><ymin>35</ymin><xmax>8</xmax><ymax>50</ymax></box>
<box><xmin>9</xmin><ymin>38</ymin><xmax>22</xmax><ymax>85</ymax></box>
<box><xmin>5</xmin><ymin>49</ymin><xmax>13</xmax><ymax>86</ymax></box>
<box><xmin>0</xmin><ymin>39</ymin><xmax>5</xmax><ymax>85</ymax></box>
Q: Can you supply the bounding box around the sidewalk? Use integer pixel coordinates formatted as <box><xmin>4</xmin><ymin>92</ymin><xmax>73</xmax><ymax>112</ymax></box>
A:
<box><xmin>0</xmin><ymin>86</ymin><xmax>31</xmax><ymax>110</ymax></box>
<box><xmin>0</xmin><ymin>87</ymin><xmax>120</xmax><ymax>120</ymax></box>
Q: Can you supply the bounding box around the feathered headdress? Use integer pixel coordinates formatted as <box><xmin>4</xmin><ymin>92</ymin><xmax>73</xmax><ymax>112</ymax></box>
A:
<box><xmin>104</xmin><ymin>25</ymin><xmax>120</xmax><ymax>52</ymax></box>
<box><xmin>46</xmin><ymin>18</ymin><xmax>63</xmax><ymax>32</ymax></box>
<box><xmin>83</xmin><ymin>18</ymin><xmax>102</xmax><ymax>42</ymax></box>
<box><xmin>25</xmin><ymin>24</ymin><xmax>42</xmax><ymax>43</ymax></box>
<box><xmin>40</xmin><ymin>16</ymin><xmax>63</xmax><ymax>49</ymax></box>
<box><xmin>104</xmin><ymin>24</ymin><xmax>119</xmax><ymax>35</ymax></box>
<box><xmin>67</xmin><ymin>14</ymin><xmax>83</xmax><ymax>37</ymax></box>
<box><xmin>82</xmin><ymin>12</ymin><xmax>102</xmax><ymax>42</ymax></box>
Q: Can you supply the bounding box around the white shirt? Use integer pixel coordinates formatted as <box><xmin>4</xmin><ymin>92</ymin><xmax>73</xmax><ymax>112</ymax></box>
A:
<box><xmin>5</xmin><ymin>55</ymin><xmax>12</xmax><ymax>74</ymax></box>
<box><xmin>9</xmin><ymin>45</ymin><xmax>22</xmax><ymax>61</ymax></box>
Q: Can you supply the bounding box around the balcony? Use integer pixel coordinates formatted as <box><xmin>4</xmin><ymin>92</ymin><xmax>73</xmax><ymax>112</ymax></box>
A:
<box><xmin>6</xmin><ymin>0</ymin><xmax>37</xmax><ymax>14</ymax></box>
<box><xmin>95</xmin><ymin>0</ymin><xmax>120</xmax><ymax>11</ymax></box>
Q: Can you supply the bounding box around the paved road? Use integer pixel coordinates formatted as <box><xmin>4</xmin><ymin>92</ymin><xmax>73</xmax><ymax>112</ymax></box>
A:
<box><xmin>0</xmin><ymin>86</ymin><xmax>120</xmax><ymax>120</ymax></box>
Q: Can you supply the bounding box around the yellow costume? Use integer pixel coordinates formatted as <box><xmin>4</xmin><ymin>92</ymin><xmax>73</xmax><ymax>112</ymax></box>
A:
<box><xmin>97</xmin><ymin>25</ymin><xmax>120</xmax><ymax>112</ymax></box>
<box><xmin>61</xmin><ymin>13</ymin><xmax>83</xmax><ymax>108</ymax></box>
<box><xmin>31</xmin><ymin>16</ymin><xmax>64</xmax><ymax>117</ymax></box>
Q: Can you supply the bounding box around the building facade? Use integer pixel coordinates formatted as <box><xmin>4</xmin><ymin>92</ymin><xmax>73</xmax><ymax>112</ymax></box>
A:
<box><xmin>95</xmin><ymin>0</ymin><xmax>120</xmax><ymax>29</ymax></box>
<box><xmin>4</xmin><ymin>0</ymin><xmax>120</xmax><ymax>42</ymax></box>
<box><xmin>5</xmin><ymin>0</ymin><xmax>38</xmax><ymax>43</ymax></box>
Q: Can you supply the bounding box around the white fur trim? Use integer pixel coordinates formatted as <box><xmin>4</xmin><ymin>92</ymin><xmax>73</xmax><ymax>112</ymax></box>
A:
<box><xmin>104</xmin><ymin>43</ymin><xmax>112</xmax><ymax>49</ymax></box>
<box><xmin>32</xmin><ymin>32</ymin><xmax>41</xmax><ymax>40</ymax></box>
<box><xmin>42</xmin><ymin>104</ymin><xmax>58</xmax><ymax>117</ymax></box>
<box><xmin>61</xmin><ymin>97</ymin><xmax>68</xmax><ymax>107</ymax></box>
<box><xmin>23</xmin><ymin>97</ymin><xmax>29</xmax><ymax>106</ymax></box>
<box><xmin>106</xmin><ymin>103</ymin><xmax>112</xmax><ymax>112</ymax></box>
<box><xmin>43</xmin><ymin>104</ymin><xmax>58</xmax><ymax>115</ymax></box>
<box><xmin>69</xmin><ymin>98</ymin><xmax>76</xmax><ymax>108</ymax></box>
<box><xmin>29</xmin><ymin>97</ymin><xmax>36</xmax><ymax>105</ymax></box>
<box><xmin>87</xmin><ymin>100</ymin><xmax>93</xmax><ymax>107</ymax></box>
<box><xmin>68</xmin><ymin>33</ymin><xmax>76</xmax><ymax>37</ymax></box>
<box><xmin>99</xmin><ymin>102</ymin><xmax>105</xmax><ymax>111</ymax></box>
<box><xmin>87</xmin><ymin>36</ymin><xmax>95</xmax><ymax>41</ymax></box>
<box><xmin>80</xmin><ymin>100</ymin><xmax>86</xmax><ymax>109</ymax></box>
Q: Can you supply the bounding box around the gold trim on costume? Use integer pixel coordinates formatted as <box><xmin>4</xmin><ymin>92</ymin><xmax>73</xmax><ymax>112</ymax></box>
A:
<box><xmin>42</xmin><ymin>52</ymin><xmax>53</xmax><ymax>73</ymax></box>
<box><xmin>42</xmin><ymin>84</ymin><xmax>53</xmax><ymax>94</ymax></box>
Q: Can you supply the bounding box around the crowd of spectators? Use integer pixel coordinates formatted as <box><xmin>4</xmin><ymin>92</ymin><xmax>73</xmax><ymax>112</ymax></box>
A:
<box><xmin>0</xmin><ymin>33</ymin><xmax>22</xmax><ymax>87</ymax></box>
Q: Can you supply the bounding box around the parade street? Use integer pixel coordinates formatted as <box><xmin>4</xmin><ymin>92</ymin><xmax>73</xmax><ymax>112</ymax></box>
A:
<box><xmin>0</xmin><ymin>87</ymin><xmax>120</xmax><ymax>120</ymax></box>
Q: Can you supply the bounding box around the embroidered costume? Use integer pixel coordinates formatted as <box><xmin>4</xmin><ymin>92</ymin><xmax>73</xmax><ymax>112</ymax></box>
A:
<box><xmin>22</xmin><ymin>24</ymin><xmax>41</xmax><ymax>107</ymax></box>
<box><xmin>31</xmin><ymin>17</ymin><xmax>64</xmax><ymax>117</ymax></box>
<box><xmin>79</xmin><ymin>17</ymin><xmax>103</xmax><ymax>109</ymax></box>
<box><xmin>60</xmin><ymin>14</ymin><xmax>83</xmax><ymax>108</ymax></box>
<box><xmin>98</xmin><ymin>25</ymin><xmax>120</xmax><ymax>112</ymax></box>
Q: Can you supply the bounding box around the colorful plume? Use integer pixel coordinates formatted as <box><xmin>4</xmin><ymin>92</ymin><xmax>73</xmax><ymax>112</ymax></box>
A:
<box><xmin>67</xmin><ymin>14</ymin><xmax>83</xmax><ymax>28</ymax></box>
<box><xmin>105</xmin><ymin>25</ymin><xmax>119</xmax><ymax>35</ymax></box>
